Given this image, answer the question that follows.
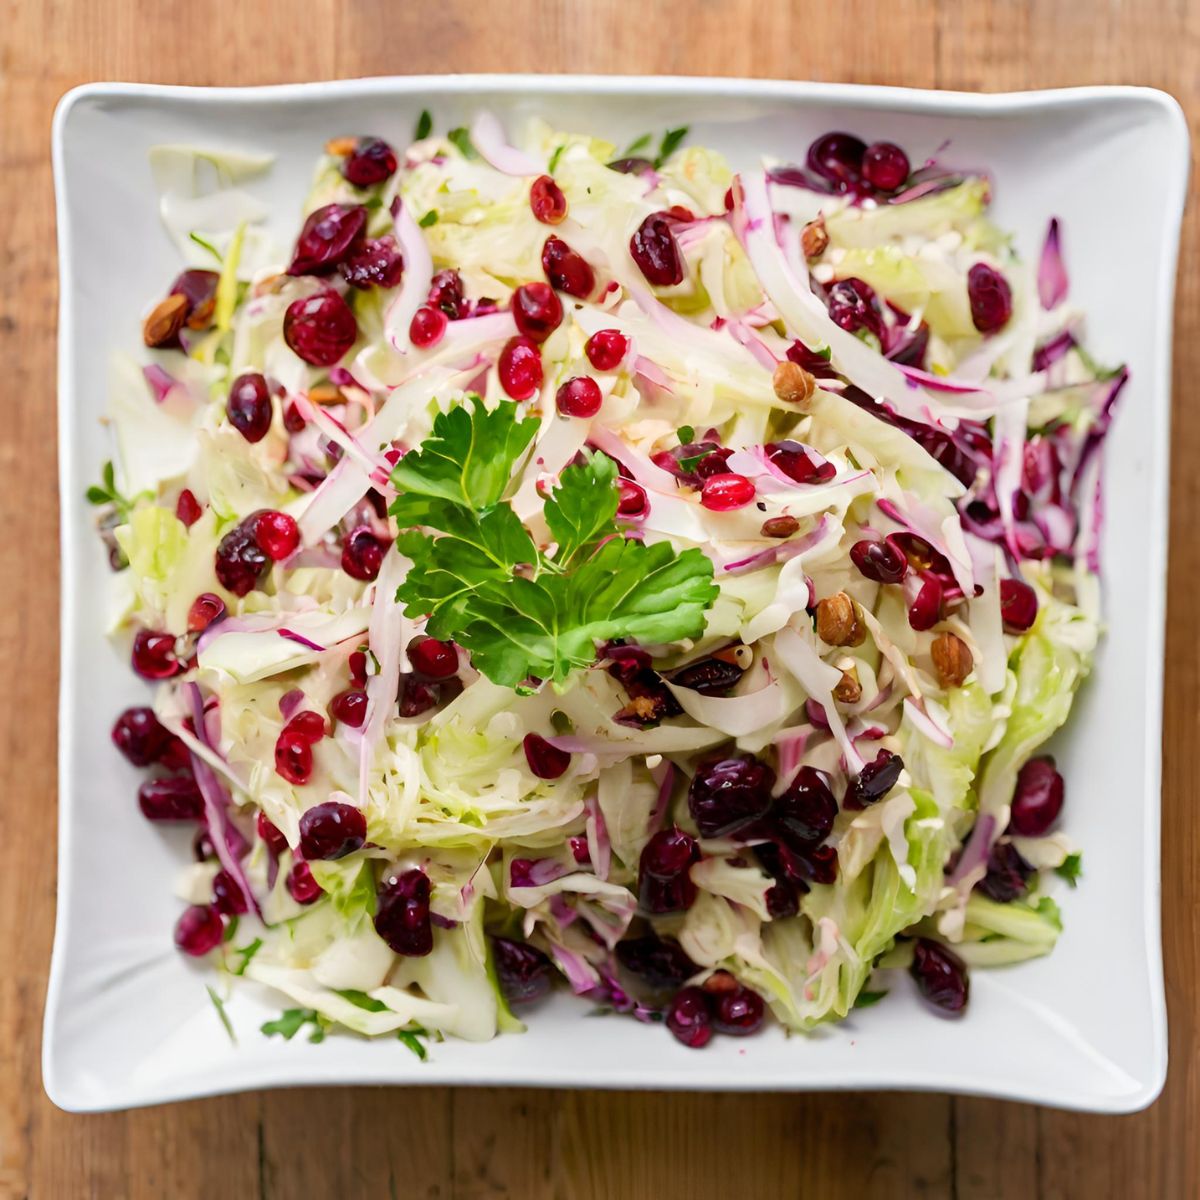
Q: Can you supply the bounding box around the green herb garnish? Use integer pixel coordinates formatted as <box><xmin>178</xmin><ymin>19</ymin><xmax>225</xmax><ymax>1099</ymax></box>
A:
<box><xmin>1055</xmin><ymin>852</ymin><xmax>1083</xmax><ymax>888</ymax></box>
<box><xmin>447</xmin><ymin>127</ymin><xmax>477</xmax><ymax>159</ymax></box>
<box><xmin>654</xmin><ymin>126</ymin><xmax>689</xmax><ymax>168</ymax></box>
<box><xmin>414</xmin><ymin>109</ymin><xmax>433</xmax><ymax>141</ymax></box>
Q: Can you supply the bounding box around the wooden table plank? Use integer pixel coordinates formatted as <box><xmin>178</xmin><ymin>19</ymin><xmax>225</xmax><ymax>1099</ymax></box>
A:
<box><xmin>1</xmin><ymin>1</ymin><xmax>1195</xmax><ymax>1196</ymax></box>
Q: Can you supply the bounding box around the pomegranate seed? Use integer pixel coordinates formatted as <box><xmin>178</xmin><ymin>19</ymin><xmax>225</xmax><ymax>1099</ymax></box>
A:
<box><xmin>283</xmin><ymin>402</ymin><xmax>307</xmax><ymax>433</ymax></box>
<box><xmin>330</xmin><ymin>687</ymin><xmax>368</xmax><ymax>728</ymax></box>
<box><xmin>556</xmin><ymin>376</ymin><xmax>603</xmax><ymax>418</ymax></box>
<box><xmin>541</xmin><ymin>236</ymin><xmax>595</xmax><ymax>298</ymax></box>
<box><xmin>284</xmin><ymin>291</ymin><xmax>358</xmax><ymax>366</ymax></box>
<box><xmin>161</xmin><ymin>737</ymin><xmax>191</xmax><ymax>772</ymax></box>
<box><xmin>226</xmin><ymin>373</ymin><xmax>273</xmax><ymax>444</ymax></box>
<box><xmin>214</xmin><ymin>524</ymin><xmax>269</xmax><ymax>596</ymax></box>
<box><xmin>398</xmin><ymin>676</ymin><xmax>440</xmax><ymax>718</ymax></box>
<box><xmin>374</xmin><ymin>868</ymin><xmax>433</xmax><ymax>956</ymax></box>
<box><xmin>298</xmin><ymin>800</ymin><xmax>366</xmax><ymax>860</ymax></box>
<box><xmin>193</xmin><ymin>829</ymin><xmax>216</xmax><ymax>861</ymax></box>
<box><xmin>212</xmin><ymin>869</ymin><xmax>249</xmax><ymax>916</ymax></box>
<box><xmin>700</xmin><ymin>473</ymin><xmax>756</xmax><ymax>511</ymax></box>
<box><xmin>629</xmin><ymin>212</ymin><xmax>684</xmax><ymax>286</ymax></box>
<box><xmin>568</xmin><ymin>836</ymin><xmax>591</xmax><ymax>864</ymax></box>
<box><xmin>409</xmin><ymin>304</ymin><xmax>447</xmax><ymax>347</ymax></box>
<box><xmin>530</xmin><ymin>175</ymin><xmax>567</xmax><ymax>224</ymax></box>
<box><xmin>284</xmin><ymin>710</ymin><xmax>327</xmax><ymax>743</ymax></box>
<box><xmin>774</xmin><ymin>766</ymin><xmax>837</xmax><ymax>844</ymax></box>
<box><xmin>844</xmin><ymin>749</ymin><xmax>904</xmax><ymax>809</ymax></box>
<box><xmin>492</xmin><ymin>936</ymin><xmax>554</xmax><ymax>1003</ymax></box>
<box><xmin>341</xmin><ymin>137</ymin><xmax>398</xmax><ymax>187</ymax></box>
<box><xmin>765</xmin><ymin>440</ymin><xmax>836</xmax><ymax>484</ymax></box>
<box><xmin>341</xmin><ymin>526</ymin><xmax>385</xmax><ymax>581</ymax></box>
<box><xmin>523</xmin><ymin>732</ymin><xmax>571</xmax><ymax>779</ymax></box>
<box><xmin>968</xmin><ymin>263</ymin><xmax>1013</xmax><ymax>333</ymax></box>
<box><xmin>907</xmin><ymin>576</ymin><xmax>944</xmax><ymax>631</ymax></box>
<box><xmin>174</xmin><ymin>904</ymin><xmax>224</xmax><ymax>956</ymax></box>
<box><xmin>1000</xmin><ymin>578</ymin><xmax>1038</xmax><ymax>632</ymax></box>
<box><xmin>348</xmin><ymin>650</ymin><xmax>368</xmax><ymax>686</ymax></box>
<box><xmin>275</xmin><ymin>732</ymin><xmax>313</xmax><ymax>786</ymax></box>
<box><xmin>584</xmin><ymin>329</ymin><xmax>629</xmax><ymax>371</ymax></box>
<box><xmin>498</xmin><ymin>336</ymin><xmax>543</xmax><ymax>400</ymax></box>
<box><xmin>806</xmin><ymin>132</ymin><xmax>867</xmax><ymax>192</ymax></box>
<box><xmin>616</xmin><ymin>479</ymin><xmax>647</xmax><ymax>518</ymax></box>
<box><xmin>862</xmin><ymin>141</ymin><xmax>910</xmax><ymax>191</ymax></box>
<box><xmin>286</xmin><ymin>203</ymin><xmax>368</xmax><ymax>275</ymax></box>
<box><xmin>111</xmin><ymin>706</ymin><xmax>174</xmax><ymax>767</ymax></box>
<box><xmin>252</xmin><ymin>510</ymin><xmax>299</xmax><ymax>561</ymax></box>
<box><xmin>666</xmin><ymin>986</ymin><xmax>714</xmax><ymax>1048</ymax></box>
<box><xmin>286</xmin><ymin>860</ymin><xmax>323</xmax><ymax>905</ymax></box>
<box><xmin>175</xmin><ymin>488</ymin><xmax>202</xmax><ymax>527</ymax></box>
<box><xmin>339</xmin><ymin>235</ymin><xmax>404</xmax><ymax>290</ymax></box>
<box><xmin>257</xmin><ymin>811</ymin><xmax>289</xmax><ymax>856</ymax></box>
<box><xmin>712</xmin><ymin>984</ymin><xmax>765</xmax><ymax>1035</ymax></box>
<box><xmin>638</xmin><ymin>827</ymin><xmax>699</xmax><ymax>913</ymax></box>
<box><xmin>138</xmin><ymin>776</ymin><xmax>204</xmax><ymax>822</ymax></box>
<box><xmin>762</xmin><ymin>515</ymin><xmax>800</xmax><ymax>538</ymax></box>
<box><xmin>169</xmin><ymin>269</ymin><xmax>220</xmax><ymax>329</ymax></box>
<box><xmin>850</xmin><ymin>539</ymin><xmax>908</xmax><ymax>584</ymax></box>
<box><xmin>827</xmin><ymin>278</ymin><xmax>885</xmax><ymax>340</ymax></box>
<box><xmin>131</xmin><ymin>629</ymin><xmax>180</xmax><ymax>680</ymax></box>
<box><xmin>408</xmin><ymin>637</ymin><xmax>458</xmax><ymax>679</ymax></box>
<box><xmin>910</xmin><ymin>938</ymin><xmax>969</xmax><ymax>1013</ymax></box>
<box><xmin>1010</xmin><ymin>757</ymin><xmax>1064</xmax><ymax>836</ymax></box>
<box><xmin>616</xmin><ymin>935</ymin><xmax>698</xmax><ymax>989</ymax></box>
<box><xmin>428</xmin><ymin>268</ymin><xmax>467</xmax><ymax>318</ymax></box>
<box><xmin>511</xmin><ymin>282</ymin><xmax>563</xmax><ymax>344</ymax></box>
<box><xmin>688</xmin><ymin>752</ymin><xmax>775</xmax><ymax>838</ymax></box>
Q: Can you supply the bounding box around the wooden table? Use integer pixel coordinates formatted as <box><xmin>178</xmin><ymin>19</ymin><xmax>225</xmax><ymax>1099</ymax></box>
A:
<box><xmin>3</xmin><ymin>1</ymin><xmax>1195</xmax><ymax>1195</ymax></box>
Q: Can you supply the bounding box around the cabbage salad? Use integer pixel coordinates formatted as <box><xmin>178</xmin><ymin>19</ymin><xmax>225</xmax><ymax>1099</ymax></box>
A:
<box><xmin>96</xmin><ymin>112</ymin><xmax>1120</xmax><ymax>1052</ymax></box>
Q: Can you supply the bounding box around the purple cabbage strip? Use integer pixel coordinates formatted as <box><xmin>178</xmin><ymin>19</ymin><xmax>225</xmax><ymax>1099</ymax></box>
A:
<box><xmin>1032</xmin><ymin>329</ymin><xmax>1076</xmax><ymax>373</ymax></box>
<box><xmin>1037</xmin><ymin>218</ymin><xmax>1068</xmax><ymax>310</ymax></box>
<box><xmin>278</xmin><ymin>628</ymin><xmax>326</xmax><ymax>652</ymax></box>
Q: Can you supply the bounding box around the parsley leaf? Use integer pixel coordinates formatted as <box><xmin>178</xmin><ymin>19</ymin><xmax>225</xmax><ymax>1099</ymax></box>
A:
<box><xmin>418</xmin><ymin>210</ymin><xmax>438</xmax><ymax>228</ymax></box>
<box><xmin>447</xmin><ymin>127</ymin><xmax>477</xmax><ymax>159</ymax></box>
<box><xmin>85</xmin><ymin>459</ymin><xmax>147</xmax><ymax>519</ymax></box>
<box><xmin>261</xmin><ymin>1007</ymin><xmax>324</xmax><ymax>1041</ymax></box>
<box><xmin>414</xmin><ymin>108</ymin><xmax>433</xmax><ymax>141</ymax></box>
<box><xmin>390</xmin><ymin>398</ymin><xmax>717</xmax><ymax>689</ymax></box>
<box><xmin>654</xmin><ymin>126</ymin><xmax>689</xmax><ymax>168</ymax></box>
<box><xmin>1055</xmin><ymin>852</ymin><xmax>1082</xmax><ymax>888</ymax></box>
<box><xmin>853</xmin><ymin>989</ymin><xmax>889</xmax><ymax>1009</ymax></box>
<box><xmin>1034</xmin><ymin>896</ymin><xmax>1063</xmax><ymax>930</ymax></box>
<box><xmin>621</xmin><ymin>133</ymin><xmax>652</xmax><ymax>158</ymax></box>
<box><xmin>206</xmin><ymin>985</ymin><xmax>237</xmax><ymax>1044</ymax></box>
<box><xmin>676</xmin><ymin>425</ymin><xmax>695</xmax><ymax>445</ymax></box>
<box><xmin>228</xmin><ymin>937</ymin><xmax>263</xmax><ymax>976</ymax></box>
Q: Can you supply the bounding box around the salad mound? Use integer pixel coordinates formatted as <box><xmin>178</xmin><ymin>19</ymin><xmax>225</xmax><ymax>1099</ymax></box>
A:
<box><xmin>96</xmin><ymin>115</ymin><xmax>1117</xmax><ymax>1052</ymax></box>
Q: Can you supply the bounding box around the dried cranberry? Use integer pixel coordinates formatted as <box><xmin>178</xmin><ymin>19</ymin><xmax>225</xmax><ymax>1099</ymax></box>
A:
<box><xmin>131</xmin><ymin>629</ymin><xmax>180</xmax><ymax>680</ymax></box>
<box><xmin>252</xmin><ymin>510</ymin><xmax>299</xmax><ymax>561</ymax></box>
<box><xmin>968</xmin><ymin>263</ymin><xmax>1013</xmax><ymax>333</ymax></box>
<box><xmin>298</xmin><ymin>800</ymin><xmax>366</xmax><ymax>860</ymax></box>
<box><xmin>774</xmin><ymin>767</ymin><xmax>838</xmax><ymax>844</ymax></box>
<box><xmin>284</xmin><ymin>291</ymin><xmax>358</xmax><ymax>366</ymax></box>
<box><xmin>193</xmin><ymin>829</ymin><xmax>216</xmax><ymax>862</ymax></box>
<box><xmin>765</xmin><ymin>440</ymin><xmax>836</xmax><ymax>484</ymax></box>
<box><xmin>138</xmin><ymin>776</ymin><xmax>204</xmax><ymax>822</ymax></box>
<box><xmin>530</xmin><ymin>175</ymin><xmax>567</xmax><ymax>224</ymax></box>
<box><xmin>287</xmin><ymin>203</ymin><xmax>368</xmax><ymax>275</ymax></box>
<box><xmin>978</xmin><ymin>840</ymin><xmax>1034</xmax><ymax>903</ymax></box>
<box><xmin>700</xmin><ymin>473</ymin><xmax>756</xmax><ymax>511</ymax></box>
<box><xmin>862</xmin><ymin>141</ymin><xmax>910</xmax><ymax>192</ymax></box>
<box><xmin>669</xmin><ymin>657</ymin><xmax>744</xmax><ymax>697</ymax></box>
<box><xmin>910</xmin><ymin>938</ymin><xmax>969</xmax><ymax>1013</ymax></box>
<box><xmin>1000</xmin><ymin>578</ymin><xmax>1039</xmax><ymax>632</ymax></box>
<box><xmin>428</xmin><ymin>269</ymin><xmax>467</xmax><ymax>318</ymax></box>
<box><xmin>226</xmin><ymin>373</ymin><xmax>273</xmax><ymax>444</ymax></box>
<box><xmin>1010</xmin><ymin>757</ymin><xmax>1064</xmax><ymax>837</ymax></box>
<box><xmin>175</xmin><ymin>488</ymin><xmax>202</xmax><ymax>527</ymax></box>
<box><xmin>174</xmin><ymin>904</ymin><xmax>224</xmax><ymax>956</ymax></box>
<box><xmin>584</xmin><ymin>329</ymin><xmax>629</xmax><ymax>371</ymax></box>
<box><xmin>787</xmin><ymin>340</ymin><xmax>840</xmax><ymax>379</ymax></box>
<box><xmin>374</xmin><ymin>868</ymin><xmax>433</xmax><ymax>956</ymax></box>
<box><xmin>169</xmin><ymin>269</ymin><xmax>220</xmax><ymax>329</ymax></box>
<box><xmin>712</xmin><ymin>984</ymin><xmax>765</xmax><ymax>1035</ymax></box>
<box><xmin>806</xmin><ymin>132</ymin><xmax>867</xmax><ymax>192</ymax></box>
<box><xmin>492</xmin><ymin>936</ymin><xmax>554</xmax><ymax>1003</ymax></box>
<box><xmin>511</xmin><ymin>282</ymin><xmax>563</xmax><ymax>344</ymax></box>
<box><xmin>766</xmin><ymin>880</ymin><xmax>800</xmax><ymax>918</ymax></box>
<box><xmin>409</xmin><ymin>304</ymin><xmax>447</xmax><ymax>348</ymax></box>
<box><xmin>615</xmin><ymin>935</ymin><xmax>698</xmax><ymax>990</ymax></box>
<box><xmin>541</xmin><ymin>236</ymin><xmax>595</xmax><ymax>298</ymax></box>
<box><xmin>257</xmin><ymin>811</ymin><xmax>289</xmax><ymax>856</ymax></box>
<box><xmin>215</xmin><ymin>524</ymin><xmax>269</xmax><ymax>596</ymax></box>
<box><xmin>341</xmin><ymin>137</ymin><xmax>398</xmax><ymax>187</ymax></box>
<box><xmin>341</xmin><ymin>526</ymin><xmax>385</xmax><ymax>581</ymax></box>
<box><xmin>408</xmin><ymin>637</ymin><xmax>458</xmax><ymax>679</ymax></box>
<box><xmin>112</xmin><ymin>706</ymin><xmax>174</xmax><ymax>767</ymax></box>
<box><xmin>804</xmin><ymin>843</ymin><xmax>839</xmax><ymax>884</ymax></box>
<box><xmin>688</xmin><ymin>752</ymin><xmax>775</xmax><ymax>838</ymax></box>
<box><xmin>523</xmin><ymin>732</ymin><xmax>571</xmax><ymax>780</ymax></box>
<box><xmin>274</xmin><ymin>732</ymin><xmax>314</xmax><ymax>786</ymax></box>
<box><xmin>639</xmin><ymin>827</ymin><xmax>699</xmax><ymax>913</ymax></box>
<box><xmin>607</xmin><ymin>156</ymin><xmax>655</xmax><ymax>175</ymax></box>
<box><xmin>908</xmin><ymin>576</ymin><xmax>944</xmax><ymax>631</ymax></box>
<box><xmin>827</xmin><ymin>278</ymin><xmax>885</xmax><ymax>340</ymax></box>
<box><xmin>330</xmin><ymin>687</ymin><xmax>369</xmax><ymax>728</ymax></box>
<box><xmin>665</xmin><ymin>986</ymin><xmax>713</xmax><ymax>1048</ymax></box>
<box><xmin>844</xmin><ymin>750</ymin><xmax>904</xmax><ymax>809</ymax></box>
<box><xmin>339</xmin><ymin>235</ymin><xmax>404</xmax><ymax>290</ymax></box>
<box><xmin>549</xmin><ymin>375</ymin><xmax>601</xmax><ymax>419</ymax></box>
<box><xmin>286</xmin><ymin>860</ymin><xmax>323</xmax><ymax>905</ymax></box>
<box><xmin>629</xmin><ymin>213</ymin><xmax>684</xmax><ymax>287</ymax></box>
<box><xmin>498</xmin><ymin>335</ymin><xmax>543</xmax><ymax>400</ymax></box>
<box><xmin>850</xmin><ymin>539</ymin><xmax>908</xmax><ymax>584</ymax></box>
<box><xmin>212</xmin><ymin>869</ymin><xmax>248</xmax><ymax>916</ymax></box>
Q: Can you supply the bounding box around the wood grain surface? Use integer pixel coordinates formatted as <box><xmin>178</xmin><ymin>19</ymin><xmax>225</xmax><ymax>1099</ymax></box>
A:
<box><xmin>2</xmin><ymin>1</ymin><xmax>1195</xmax><ymax>1196</ymax></box>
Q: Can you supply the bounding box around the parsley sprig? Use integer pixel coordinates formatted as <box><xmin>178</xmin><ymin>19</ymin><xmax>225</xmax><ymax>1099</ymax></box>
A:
<box><xmin>390</xmin><ymin>397</ymin><xmax>717</xmax><ymax>689</ymax></box>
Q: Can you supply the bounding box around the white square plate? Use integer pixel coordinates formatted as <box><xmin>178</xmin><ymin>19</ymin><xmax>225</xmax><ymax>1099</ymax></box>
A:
<box><xmin>49</xmin><ymin>75</ymin><xmax>1187</xmax><ymax>1113</ymax></box>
